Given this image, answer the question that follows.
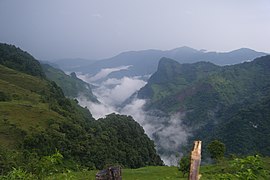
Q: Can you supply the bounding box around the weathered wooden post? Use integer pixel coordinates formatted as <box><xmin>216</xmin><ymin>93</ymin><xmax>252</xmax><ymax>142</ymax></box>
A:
<box><xmin>189</xmin><ymin>140</ymin><xmax>202</xmax><ymax>180</ymax></box>
<box><xmin>96</xmin><ymin>166</ymin><xmax>122</xmax><ymax>180</ymax></box>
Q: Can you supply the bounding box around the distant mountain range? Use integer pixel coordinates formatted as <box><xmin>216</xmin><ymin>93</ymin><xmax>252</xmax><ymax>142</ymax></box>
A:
<box><xmin>51</xmin><ymin>47</ymin><xmax>268</xmax><ymax>81</ymax></box>
<box><xmin>137</xmin><ymin>55</ymin><xmax>270</xmax><ymax>156</ymax></box>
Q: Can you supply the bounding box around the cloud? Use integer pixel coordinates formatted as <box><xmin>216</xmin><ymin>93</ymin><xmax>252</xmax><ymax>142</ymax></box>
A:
<box><xmin>77</xmin><ymin>96</ymin><xmax>118</xmax><ymax>119</ymax></box>
<box><xmin>121</xmin><ymin>98</ymin><xmax>190</xmax><ymax>166</ymax></box>
<box><xmin>77</xmin><ymin>76</ymin><xmax>146</xmax><ymax>118</ymax></box>
<box><xmin>76</xmin><ymin>74</ymin><xmax>190</xmax><ymax>165</ymax></box>
<box><xmin>87</xmin><ymin>66</ymin><xmax>132</xmax><ymax>82</ymax></box>
<box><xmin>94</xmin><ymin>76</ymin><xmax>146</xmax><ymax>106</ymax></box>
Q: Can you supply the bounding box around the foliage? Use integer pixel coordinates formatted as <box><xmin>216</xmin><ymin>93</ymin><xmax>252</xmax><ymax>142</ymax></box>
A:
<box><xmin>0</xmin><ymin>168</ymin><xmax>33</xmax><ymax>180</ymax></box>
<box><xmin>138</xmin><ymin>55</ymin><xmax>270</xmax><ymax>157</ymax></box>
<box><xmin>216</xmin><ymin>155</ymin><xmax>267</xmax><ymax>180</ymax></box>
<box><xmin>45</xmin><ymin>156</ymin><xmax>270</xmax><ymax>180</ymax></box>
<box><xmin>41</xmin><ymin>64</ymin><xmax>98</xmax><ymax>102</ymax></box>
<box><xmin>0</xmin><ymin>44</ymin><xmax>163</xmax><ymax>177</ymax></box>
<box><xmin>207</xmin><ymin>140</ymin><xmax>225</xmax><ymax>162</ymax></box>
<box><xmin>34</xmin><ymin>150</ymin><xmax>64</xmax><ymax>178</ymax></box>
<box><xmin>0</xmin><ymin>43</ymin><xmax>45</xmax><ymax>78</ymax></box>
<box><xmin>178</xmin><ymin>155</ymin><xmax>190</xmax><ymax>177</ymax></box>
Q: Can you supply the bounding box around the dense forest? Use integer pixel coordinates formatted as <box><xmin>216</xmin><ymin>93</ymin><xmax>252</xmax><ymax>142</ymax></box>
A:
<box><xmin>138</xmin><ymin>56</ymin><xmax>270</xmax><ymax>156</ymax></box>
<box><xmin>0</xmin><ymin>43</ymin><xmax>163</xmax><ymax>177</ymax></box>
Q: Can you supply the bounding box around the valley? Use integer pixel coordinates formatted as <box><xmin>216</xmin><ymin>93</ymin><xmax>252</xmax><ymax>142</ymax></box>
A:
<box><xmin>1</xmin><ymin>43</ymin><xmax>270</xmax><ymax>179</ymax></box>
<box><xmin>45</xmin><ymin>46</ymin><xmax>270</xmax><ymax>165</ymax></box>
<box><xmin>1</xmin><ymin>1</ymin><xmax>270</xmax><ymax>179</ymax></box>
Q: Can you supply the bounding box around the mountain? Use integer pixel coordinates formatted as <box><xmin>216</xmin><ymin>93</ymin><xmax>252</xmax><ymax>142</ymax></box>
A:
<box><xmin>138</xmin><ymin>57</ymin><xmax>220</xmax><ymax>104</ymax></box>
<box><xmin>0</xmin><ymin>43</ymin><xmax>163</xmax><ymax>175</ymax></box>
<box><xmin>49</xmin><ymin>58</ymin><xmax>96</xmax><ymax>71</ymax></box>
<box><xmin>41</xmin><ymin>63</ymin><xmax>98</xmax><ymax>102</ymax></box>
<box><xmin>137</xmin><ymin>55</ymin><xmax>270</xmax><ymax>156</ymax></box>
<box><xmin>62</xmin><ymin>47</ymin><xmax>267</xmax><ymax>81</ymax></box>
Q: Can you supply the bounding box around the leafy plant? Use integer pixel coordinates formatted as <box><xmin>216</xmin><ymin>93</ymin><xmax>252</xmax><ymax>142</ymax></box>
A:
<box><xmin>0</xmin><ymin>168</ymin><xmax>33</xmax><ymax>180</ymax></box>
<box><xmin>178</xmin><ymin>155</ymin><xmax>190</xmax><ymax>177</ymax></box>
<box><xmin>217</xmin><ymin>155</ymin><xmax>267</xmax><ymax>180</ymax></box>
<box><xmin>207</xmin><ymin>140</ymin><xmax>225</xmax><ymax>162</ymax></box>
<box><xmin>35</xmin><ymin>150</ymin><xmax>64</xmax><ymax>177</ymax></box>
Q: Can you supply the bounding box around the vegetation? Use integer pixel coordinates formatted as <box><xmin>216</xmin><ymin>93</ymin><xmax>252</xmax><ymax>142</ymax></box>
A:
<box><xmin>42</xmin><ymin>156</ymin><xmax>270</xmax><ymax>180</ymax></box>
<box><xmin>0</xmin><ymin>44</ymin><xmax>163</xmax><ymax>177</ymax></box>
<box><xmin>178</xmin><ymin>155</ymin><xmax>190</xmax><ymax>177</ymax></box>
<box><xmin>0</xmin><ymin>43</ymin><xmax>45</xmax><ymax>78</ymax></box>
<box><xmin>41</xmin><ymin>63</ymin><xmax>98</xmax><ymax>102</ymax></box>
<box><xmin>138</xmin><ymin>55</ymin><xmax>270</xmax><ymax>157</ymax></box>
<box><xmin>207</xmin><ymin>140</ymin><xmax>225</xmax><ymax>162</ymax></box>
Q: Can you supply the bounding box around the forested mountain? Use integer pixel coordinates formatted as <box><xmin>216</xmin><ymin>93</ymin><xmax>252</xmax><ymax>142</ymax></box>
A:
<box><xmin>138</xmin><ymin>55</ymin><xmax>270</xmax><ymax>156</ymax></box>
<box><xmin>41</xmin><ymin>63</ymin><xmax>98</xmax><ymax>102</ymax></box>
<box><xmin>0</xmin><ymin>44</ymin><xmax>163</xmax><ymax>175</ymax></box>
<box><xmin>62</xmin><ymin>47</ymin><xmax>267</xmax><ymax>80</ymax></box>
<box><xmin>0</xmin><ymin>43</ymin><xmax>45</xmax><ymax>78</ymax></box>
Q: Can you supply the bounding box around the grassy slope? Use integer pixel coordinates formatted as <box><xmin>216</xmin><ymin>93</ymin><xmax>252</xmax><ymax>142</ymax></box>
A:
<box><xmin>47</xmin><ymin>157</ymin><xmax>270</xmax><ymax>180</ymax></box>
<box><xmin>0</xmin><ymin>65</ymin><xmax>163</xmax><ymax>171</ymax></box>
<box><xmin>0</xmin><ymin>65</ymin><xmax>65</xmax><ymax>149</ymax></box>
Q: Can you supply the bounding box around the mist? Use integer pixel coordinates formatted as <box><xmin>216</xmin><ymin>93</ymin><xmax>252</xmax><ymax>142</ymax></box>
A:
<box><xmin>76</xmin><ymin>68</ymin><xmax>190</xmax><ymax>165</ymax></box>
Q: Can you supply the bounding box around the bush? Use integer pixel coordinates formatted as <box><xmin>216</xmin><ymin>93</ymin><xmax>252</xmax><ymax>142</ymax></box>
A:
<box><xmin>207</xmin><ymin>140</ymin><xmax>225</xmax><ymax>162</ymax></box>
<box><xmin>178</xmin><ymin>155</ymin><xmax>190</xmax><ymax>177</ymax></box>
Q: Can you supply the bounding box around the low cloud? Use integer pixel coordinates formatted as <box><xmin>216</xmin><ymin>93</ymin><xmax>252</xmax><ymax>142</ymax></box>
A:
<box><xmin>121</xmin><ymin>98</ymin><xmax>190</xmax><ymax>166</ymax></box>
<box><xmin>77</xmin><ymin>96</ymin><xmax>118</xmax><ymax>119</ymax></box>
<box><xmin>94</xmin><ymin>76</ymin><xmax>146</xmax><ymax>106</ymax></box>
<box><xmin>87</xmin><ymin>66</ymin><xmax>131</xmax><ymax>83</ymax></box>
<box><xmin>76</xmin><ymin>74</ymin><xmax>190</xmax><ymax>165</ymax></box>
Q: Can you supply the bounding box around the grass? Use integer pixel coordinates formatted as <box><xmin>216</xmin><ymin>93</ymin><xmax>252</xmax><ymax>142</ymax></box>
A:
<box><xmin>122</xmin><ymin>166</ymin><xmax>183</xmax><ymax>180</ymax></box>
<box><xmin>46</xmin><ymin>157</ymin><xmax>270</xmax><ymax>180</ymax></box>
<box><xmin>0</xmin><ymin>65</ymin><xmax>65</xmax><ymax>148</ymax></box>
<box><xmin>46</xmin><ymin>166</ymin><xmax>185</xmax><ymax>180</ymax></box>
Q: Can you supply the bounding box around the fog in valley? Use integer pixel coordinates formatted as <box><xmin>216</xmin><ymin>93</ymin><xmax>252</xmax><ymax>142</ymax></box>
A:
<box><xmin>76</xmin><ymin>66</ymin><xmax>190</xmax><ymax>165</ymax></box>
<box><xmin>1</xmin><ymin>0</ymin><xmax>270</xmax><ymax>167</ymax></box>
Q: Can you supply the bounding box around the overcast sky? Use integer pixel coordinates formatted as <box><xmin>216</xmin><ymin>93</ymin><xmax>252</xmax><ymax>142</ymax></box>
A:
<box><xmin>0</xmin><ymin>0</ymin><xmax>269</xmax><ymax>60</ymax></box>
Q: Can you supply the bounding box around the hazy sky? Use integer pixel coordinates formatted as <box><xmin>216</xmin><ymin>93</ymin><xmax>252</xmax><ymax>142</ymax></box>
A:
<box><xmin>0</xmin><ymin>0</ymin><xmax>269</xmax><ymax>60</ymax></box>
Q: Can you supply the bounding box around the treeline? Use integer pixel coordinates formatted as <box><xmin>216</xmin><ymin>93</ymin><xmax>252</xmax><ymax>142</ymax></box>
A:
<box><xmin>0</xmin><ymin>43</ymin><xmax>45</xmax><ymax>78</ymax></box>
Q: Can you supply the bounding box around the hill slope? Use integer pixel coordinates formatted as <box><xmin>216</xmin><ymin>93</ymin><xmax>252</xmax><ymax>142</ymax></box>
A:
<box><xmin>0</xmin><ymin>44</ymin><xmax>163</xmax><ymax>175</ymax></box>
<box><xmin>138</xmin><ymin>55</ymin><xmax>270</xmax><ymax>156</ymax></box>
<box><xmin>0</xmin><ymin>43</ymin><xmax>45</xmax><ymax>78</ymax></box>
<box><xmin>41</xmin><ymin>63</ymin><xmax>98</xmax><ymax>102</ymax></box>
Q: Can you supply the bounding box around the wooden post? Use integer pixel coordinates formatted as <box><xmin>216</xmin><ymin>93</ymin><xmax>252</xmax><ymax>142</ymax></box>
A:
<box><xmin>96</xmin><ymin>166</ymin><xmax>122</xmax><ymax>180</ymax></box>
<box><xmin>189</xmin><ymin>141</ymin><xmax>202</xmax><ymax>180</ymax></box>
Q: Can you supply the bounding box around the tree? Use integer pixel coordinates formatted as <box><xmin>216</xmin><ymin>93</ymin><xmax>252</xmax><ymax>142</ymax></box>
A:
<box><xmin>178</xmin><ymin>155</ymin><xmax>190</xmax><ymax>177</ymax></box>
<box><xmin>207</xmin><ymin>140</ymin><xmax>225</xmax><ymax>161</ymax></box>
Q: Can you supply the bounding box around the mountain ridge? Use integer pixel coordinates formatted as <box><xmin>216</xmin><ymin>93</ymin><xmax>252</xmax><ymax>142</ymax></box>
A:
<box><xmin>137</xmin><ymin>55</ymin><xmax>270</xmax><ymax>156</ymax></box>
<box><xmin>54</xmin><ymin>46</ymin><xmax>267</xmax><ymax>82</ymax></box>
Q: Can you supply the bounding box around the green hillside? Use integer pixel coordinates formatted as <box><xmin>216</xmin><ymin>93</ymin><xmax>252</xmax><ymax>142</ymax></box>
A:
<box><xmin>46</xmin><ymin>156</ymin><xmax>270</xmax><ymax>180</ymax></box>
<box><xmin>138</xmin><ymin>58</ymin><xmax>220</xmax><ymax>113</ymax></box>
<box><xmin>138</xmin><ymin>56</ymin><xmax>270</xmax><ymax>156</ymax></box>
<box><xmin>41</xmin><ymin>63</ymin><xmax>98</xmax><ymax>102</ymax></box>
<box><xmin>0</xmin><ymin>44</ymin><xmax>163</xmax><ymax>177</ymax></box>
<box><xmin>0</xmin><ymin>43</ymin><xmax>45</xmax><ymax>78</ymax></box>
